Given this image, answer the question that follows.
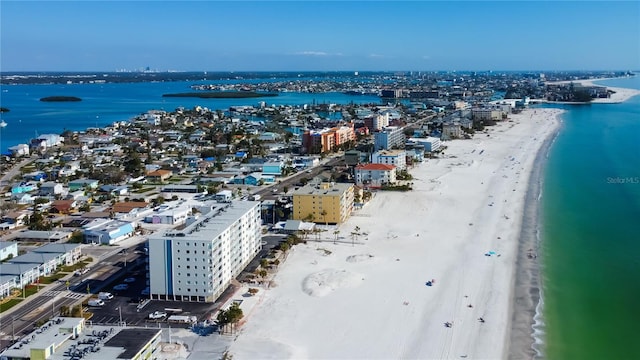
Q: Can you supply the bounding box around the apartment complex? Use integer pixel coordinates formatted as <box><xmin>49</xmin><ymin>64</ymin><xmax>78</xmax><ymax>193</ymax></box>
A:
<box><xmin>302</xmin><ymin>125</ymin><xmax>356</xmax><ymax>154</ymax></box>
<box><xmin>292</xmin><ymin>182</ymin><xmax>354</xmax><ymax>224</ymax></box>
<box><xmin>371</xmin><ymin>149</ymin><xmax>407</xmax><ymax>171</ymax></box>
<box><xmin>374</xmin><ymin>126</ymin><xmax>405</xmax><ymax>151</ymax></box>
<box><xmin>147</xmin><ymin>201</ymin><xmax>261</xmax><ymax>302</ymax></box>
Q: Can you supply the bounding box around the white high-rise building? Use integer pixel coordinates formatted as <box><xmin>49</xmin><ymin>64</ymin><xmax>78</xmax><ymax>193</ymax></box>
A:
<box><xmin>148</xmin><ymin>201</ymin><xmax>261</xmax><ymax>302</ymax></box>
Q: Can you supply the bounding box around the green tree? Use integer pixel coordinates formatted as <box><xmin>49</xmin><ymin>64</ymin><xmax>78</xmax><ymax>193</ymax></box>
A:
<box><xmin>260</xmin><ymin>259</ymin><xmax>269</xmax><ymax>269</ymax></box>
<box><xmin>226</xmin><ymin>303</ymin><xmax>244</xmax><ymax>334</ymax></box>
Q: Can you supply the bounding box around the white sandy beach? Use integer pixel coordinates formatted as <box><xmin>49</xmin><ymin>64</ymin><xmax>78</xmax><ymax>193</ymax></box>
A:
<box><xmin>227</xmin><ymin>108</ymin><xmax>562</xmax><ymax>359</ymax></box>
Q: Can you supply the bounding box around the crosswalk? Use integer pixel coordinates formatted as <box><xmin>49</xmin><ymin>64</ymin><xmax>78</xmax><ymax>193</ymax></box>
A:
<box><xmin>40</xmin><ymin>290</ymin><xmax>86</xmax><ymax>299</ymax></box>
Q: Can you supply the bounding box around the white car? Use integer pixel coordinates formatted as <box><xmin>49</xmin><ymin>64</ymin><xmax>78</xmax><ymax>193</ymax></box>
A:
<box><xmin>148</xmin><ymin>311</ymin><xmax>167</xmax><ymax>320</ymax></box>
<box><xmin>113</xmin><ymin>284</ymin><xmax>129</xmax><ymax>291</ymax></box>
<box><xmin>98</xmin><ymin>292</ymin><xmax>114</xmax><ymax>300</ymax></box>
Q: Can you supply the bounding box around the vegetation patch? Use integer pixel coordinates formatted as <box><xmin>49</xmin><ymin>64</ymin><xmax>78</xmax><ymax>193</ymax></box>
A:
<box><xmin>40</xmin><ymin>96</ymin><xmax>82</xmax><ymax>102</ymax></box>
<box><xmin>162</xmin><ymin>91</ymin><xmax>278</xmax><ymax>99</ymax></box>
<box><xmin>39</xmin><ymin>273</ymin><xmax>66</xmax><ymax>284</ymax></box>
<box><xmin>0</xmin><ymin>298</ymin><xmax>22</xmax><ymax>313</ymax></box>
<box><xmin>132</xmin><ymin>187</ymin><xmax>156</xmax><ymax>193</ymax></box>
<box><xmin>381</xmin><ymin>184</ymin><xmax>413</xmax><ymax>191</ymax></box>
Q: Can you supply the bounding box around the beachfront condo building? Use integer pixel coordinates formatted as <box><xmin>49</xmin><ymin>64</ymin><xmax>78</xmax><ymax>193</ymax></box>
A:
<box><xmin>147</xmin><ymin>201</ymin><xmax>261</xmax><ymax>302</ymax></box>
<box><xmin>371</xmin><ymin>149</ymin><xmax>407</xmax><ymax>171</ymax></box>
<box><xmin>374</xmin><ymin>126</ymin><xmax>405</xmax><ymax>150</ymax></box>
<box><xmin>292</xmin><ymin>182</ymin><xmax>354</xmax><ymax>224</ymax></box>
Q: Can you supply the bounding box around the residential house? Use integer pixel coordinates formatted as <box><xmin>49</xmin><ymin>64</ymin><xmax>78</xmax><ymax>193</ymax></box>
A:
<box><xmin>8</xmin><ymin>144</ymin><xmax>30</xmax><ymax>157</ymax></box>
<box><xmin>100</xmin><ymin>184</ymin><xmax>129</xmax><ymax>196</ymax></box>
<box><xmin>262</xmin><ymin>161</ymin><xmax>284</xmax><ymax>176</ymax></box>
<box><xmin>50</xmin><ymin>200</ymin><xmax>77</xmax><ymax>214</ymax></box>
<box><xmin>68</xmin><ymin>179</ymin><xmax>99</xmax><ymax>191</ymax></box>
<box><xmin>111</xmin><ymin>201</ymin><xmax>150</xmax><ymax>216</ymax></box>
<box><xmin>12</xmin><ymin>193</ymin><xmax>35</xmax><ymax>205</ymax></box>
<box><xmin>11</xmin><ymin>182</ymin><xmax>38</xmax><ymax>195</ymax></box>
<box><xmin>244</xmin><ymin>173</ymin><xmax>263</xmax><ymax>186</ymax></box>
<box><xmin>146</xmin><ymin>169</ymin><xmax>173</xmax><ymax>183</ymax></box>
<box><xmin>0</xmin><ymin>241</ymin><xmax>18</xmax><ymax>261</ymax></box>
<box><xmin>39</xmin><ymin>181</ymin><xmax>65</xmax><ymax>197</ymax></box>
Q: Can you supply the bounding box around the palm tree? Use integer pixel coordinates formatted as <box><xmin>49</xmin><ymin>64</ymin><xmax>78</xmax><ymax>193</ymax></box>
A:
<box><xmin>351</xmin><ymin>226</ymin><xmax>361</xmax><ymax>246</ymax></box>
<box><xmin>333</xmin><ymin>230</ymin><xmax>340</xmax><ymax>244</ymax></box>
<box><xmin>320</xmin><ymin>209</ymin><xmax>328</xmax><ymax>226</ymax></box>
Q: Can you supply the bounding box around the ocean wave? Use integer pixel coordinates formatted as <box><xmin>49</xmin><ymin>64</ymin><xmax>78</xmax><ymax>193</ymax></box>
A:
<box><xmin>531</xmin><ymin>286</ymin><xmax>546</xmax><ymax>359</ymax></box>
<box><xmin>532</xmin><ymin>220</ymin><xmax>546</xmax><ymax>359</ymax></box>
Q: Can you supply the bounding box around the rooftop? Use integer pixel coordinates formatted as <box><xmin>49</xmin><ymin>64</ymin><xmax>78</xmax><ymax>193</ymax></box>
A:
<box><xmin>151</xmin><ymin>200</ymin><xmax>260</xmax><ymax>242</ymax></box>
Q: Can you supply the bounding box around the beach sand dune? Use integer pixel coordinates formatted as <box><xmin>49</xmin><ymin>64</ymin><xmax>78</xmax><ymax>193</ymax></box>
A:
<box><xmin>229</xmin><ymin>108</ymin><xmax>562</xmax><ymax>359</ymax></box>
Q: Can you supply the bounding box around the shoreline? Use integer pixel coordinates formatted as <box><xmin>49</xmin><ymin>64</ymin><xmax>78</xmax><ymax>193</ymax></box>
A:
<box><xmin>507</xmin><ymin>113</ymin><xmax>563</xmax><ymax>359</ymax></box>
<box><xmin>544</xmin><ymin>75</ymin><xmax>640</xmax><ymax>104</ymax></box>
<box><xmin>227</xmin><ymin>107</ymin><xmax>563</xmax><ymax>359</ymax></box>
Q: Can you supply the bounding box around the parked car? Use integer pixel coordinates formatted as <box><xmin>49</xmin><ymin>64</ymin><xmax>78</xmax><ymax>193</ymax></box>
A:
<box><xmin>98</xmin><ymin>292</ymin><xmax>114</xmax><ymax>300</ymax></box>
<box><xmin>123</xmin><ymin>277</ymin><xmax>136</xmax><ymax>283</ymax></box>
<box><xmin>141</xmin><ymin>287</ymin><xmax>150</xmax><ymax>296</ymax></box>
<box><xmin>88</xmin><ymin>299</ymin><xmax>104</xmax><ymax>307</ymax></box>
<box><xmin>113</xmin><ymin>284</ymin><xmax>129</xmax><ymax>291</ymax></box>
<box><xmin>148</xmin><ymin>311</ymin><xmax>167</xmax><ymax>320</ymax></box>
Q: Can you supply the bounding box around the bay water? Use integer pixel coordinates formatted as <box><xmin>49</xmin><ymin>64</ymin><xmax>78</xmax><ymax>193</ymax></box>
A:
<box><xmin>0</xmin><ymin>80</ymin><xmax>379</xmax><ymax>151</ymax></box>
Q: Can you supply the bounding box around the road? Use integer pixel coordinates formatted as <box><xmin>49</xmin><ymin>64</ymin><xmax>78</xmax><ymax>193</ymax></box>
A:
<box><xmin>253</xmin><ymin>157</ymin><xmax>343</xmax><ymax>201</ymax></box>
<box><xmin>0</xmin><ymin>246</ymin><xmax>141</xmax><ymax>350</ymax></box>
<box><xmin>0</xmin><ymin>156</ymin><xmax>35</xmax><ymax>187</ymax></box>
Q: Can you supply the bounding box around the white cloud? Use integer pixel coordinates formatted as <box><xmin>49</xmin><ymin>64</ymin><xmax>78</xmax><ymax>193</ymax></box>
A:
<box><xmin>422</xmin><ymin>55</ymin><xmax>431</xmax><ymax>60</ymax></box>
<box><xmin>294</xmin><ymin>51</ymin><xmax>329</xmax><ymax>56</ymax></box>
<box><xmin>369</xmin><ymin>53</ymin><xmax>386</xmax><ymax>58</ymax></box>
<box><xmin>291</xmin><ymin>51</ymin><xmax>344</xmax><ymax>57</ymax></box>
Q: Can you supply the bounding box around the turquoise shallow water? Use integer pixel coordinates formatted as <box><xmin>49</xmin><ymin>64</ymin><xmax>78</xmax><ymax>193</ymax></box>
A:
<box><xmin>542</xmin><ymin>77</ymin><xmax>640</xmax><ymax>359</ymax></box>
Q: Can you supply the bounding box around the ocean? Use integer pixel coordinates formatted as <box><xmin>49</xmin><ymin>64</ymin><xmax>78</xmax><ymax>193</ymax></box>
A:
<box><xmin>541</xmin><ymin>77</ymin><xmax>640</xmax><ymax>359</ymax></box>
<box><xmin>0</xmin><ymin>80</ymin><xmax>379</xmax><ymax>151</ymax></box>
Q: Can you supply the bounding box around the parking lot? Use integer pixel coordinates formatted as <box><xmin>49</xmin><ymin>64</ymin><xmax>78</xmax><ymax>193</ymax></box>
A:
<box><xmin>82</xmin><ymin>234</ymin><xmax>285</xmax><ymax>328</ymax></box>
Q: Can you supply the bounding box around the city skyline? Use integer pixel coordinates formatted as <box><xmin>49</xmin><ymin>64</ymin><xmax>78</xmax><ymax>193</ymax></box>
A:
<box><xmin>1</xmin><ymin>1</ymin><xmax>639</xmax><ymax>72</ymax></box>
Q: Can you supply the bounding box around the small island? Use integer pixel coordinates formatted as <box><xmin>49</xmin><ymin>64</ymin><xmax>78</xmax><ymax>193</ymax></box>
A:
<box><xmin>162</xmin><ymin>91</ymin><xmax>278</xmax><ymax>99</ymax></box>
<box><xmin>0</xmin><ymin>107</ymin><xmax>9</xmax><ymax>113</ymax></box>
<box><xmin>40</xmin><ymin>96</ymin><xmax>82</xmax><ymax>102</ymax></box>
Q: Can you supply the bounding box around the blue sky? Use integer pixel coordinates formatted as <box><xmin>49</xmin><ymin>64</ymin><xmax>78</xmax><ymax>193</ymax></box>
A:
<box><xmin>1</xmin><ymin>1</ymin><xmax>638</xmax><ymax>71</ymax></box>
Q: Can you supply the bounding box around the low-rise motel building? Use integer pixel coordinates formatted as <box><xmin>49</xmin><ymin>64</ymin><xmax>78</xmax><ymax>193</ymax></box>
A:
<box><xmin>292</xmin><ymin>182</ymin><xmax>354</xmax><ymax>224</ymax></box>
<box><xmin>354</xmin><ymin>163</ymin><xmax>397</xmax><ymax>188</ymax></box>
<box><xmin>0</xmin><ymin>317</ymin><xmax>161</xmax><ymax>360</ymax></box>
<box><xmin>147</xmin><ymin>200</ymin><xmax>261</xmax><ymax>302</ymax></box>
